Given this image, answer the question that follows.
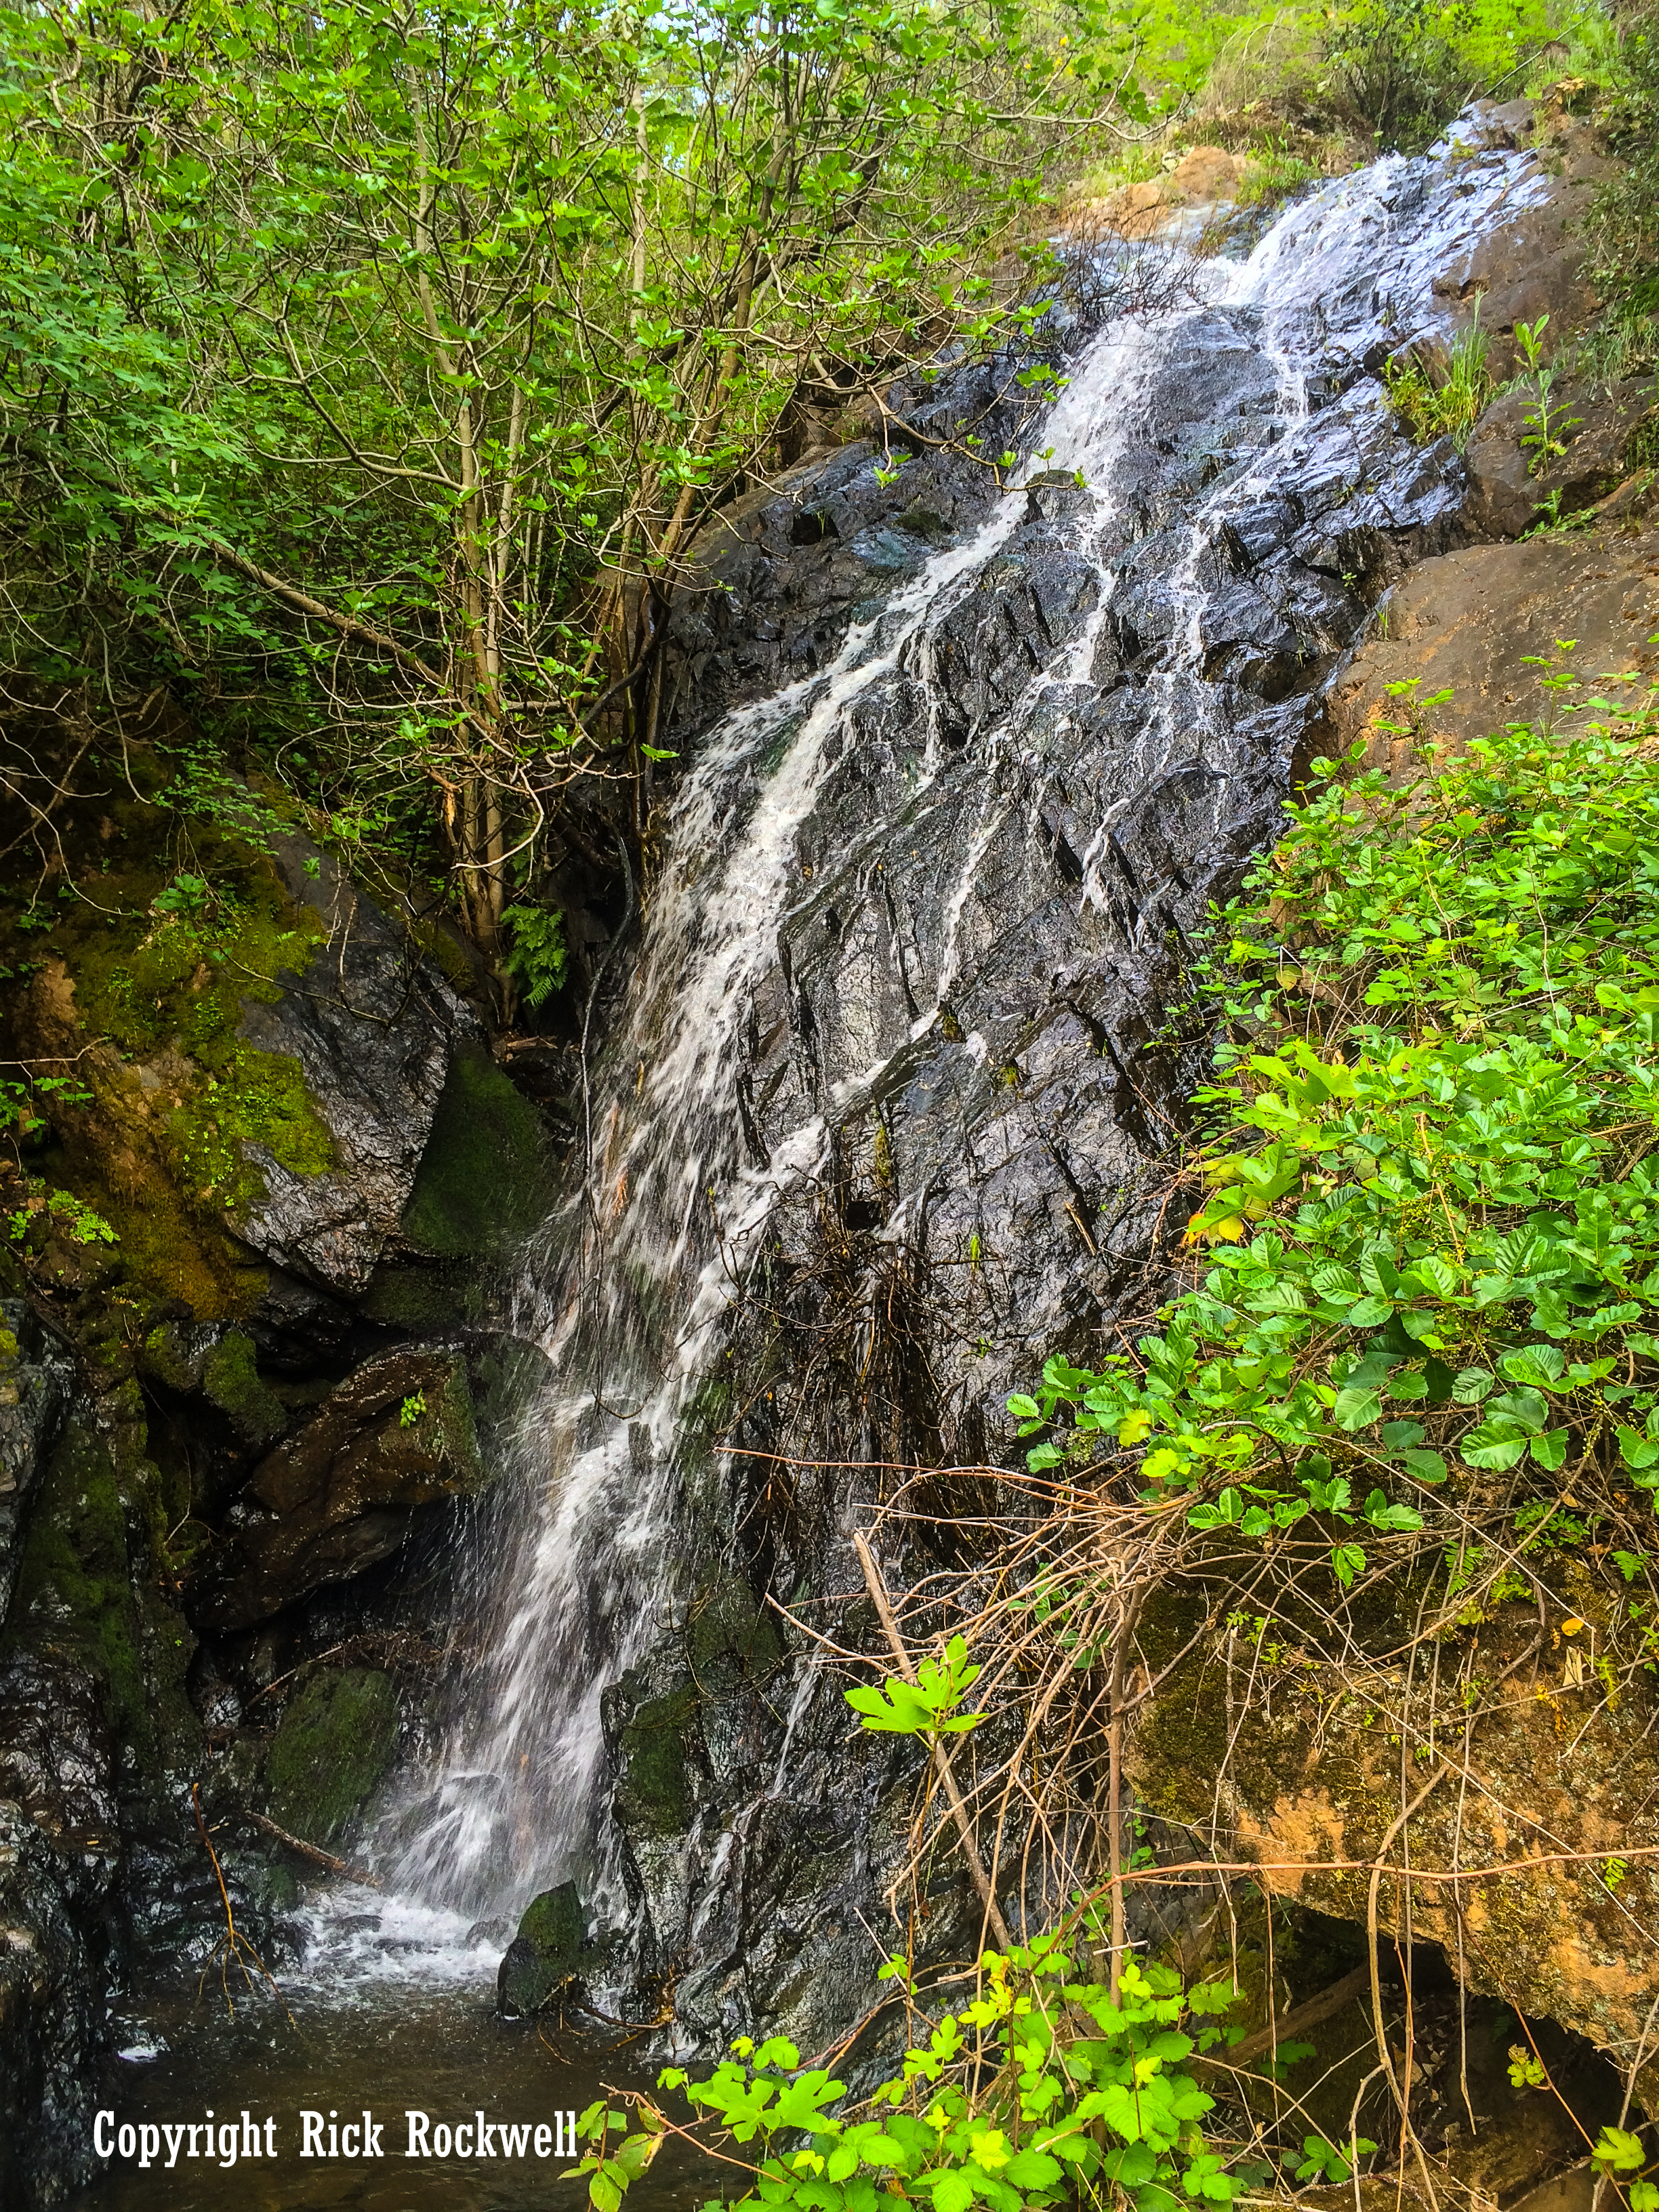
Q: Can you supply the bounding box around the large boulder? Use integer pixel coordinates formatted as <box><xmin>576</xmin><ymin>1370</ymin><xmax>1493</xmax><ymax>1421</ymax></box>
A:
<box><xmin>1131</xmin><ymin>1612</ymin><xmax>1659</xmax><ymax>2093</ymax></box>
<box><xmin>188</xmin><ymin>1345</ymin><xmax>491</xmax><ymax>1629</ymax></box>
<box><xmin>3</xmin><ymin>811</ymin><xmax>548</xmax><ymax>1330</ymax></box>
<box><xmin>234</xmin><ymin>836</ymin><xmax>482</xmax><ymax>1296</ymax></box>
<box><xmin>1326</xmin><ymin>532</ymin><xmax>1659</xmax><ymax>770</ymax></box>
<box><xmin>497</xmin><ymin>1880</ymin><xmax>591</xmax><ymax>2017</ymax></box>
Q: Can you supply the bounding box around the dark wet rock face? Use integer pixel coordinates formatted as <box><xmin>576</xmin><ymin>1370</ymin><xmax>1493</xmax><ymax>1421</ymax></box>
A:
<box><xmin>558</xmin><ymin>144</ymin><xmax>1557</xmax><ymax>2058</ymax></box>
<box><xmin>0</xmin><ymin>1797</ymin><xmax>121</xmax><ymax>2212</ymax></box>
<box><xmin>234</xmin><ymin>838</ymin><xmax>484</xmax><ymax>1297</ymax></box>
<box><xmin>0</xmin><ymin>837</ymin><xmax>552</xmax><ymax>2203</ymax></box>
<box><xmin>0</xmin><ymin>1301</ymin><xmax>73</xmax><ymax>1620</ymax></box>
<box><xmin>190</xmin><ymin>1345</ymin><xmax>491</xmax><ymax>1630</ymax></box>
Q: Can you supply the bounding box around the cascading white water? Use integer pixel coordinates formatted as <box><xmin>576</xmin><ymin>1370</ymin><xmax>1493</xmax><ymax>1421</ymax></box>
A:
<box><xmin>382</xmin><ymin>315</ymin><xmax>1173</xmax><ymax>1923</ymax></box>
<box><xmin>319</xmin><ymin>134</ymin><xmax>1546</xmax><ymax>1969</ymax></box>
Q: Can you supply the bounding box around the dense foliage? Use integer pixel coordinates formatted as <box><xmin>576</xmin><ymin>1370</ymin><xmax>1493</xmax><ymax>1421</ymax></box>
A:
<box><xmin>0</xmin><ymin>0</ymin><xmax>1114</xmax><ymax>979</ymax></box>
<box><xmin>579</xmin><ymin>1950</ymin><xmax>1248</xmax><ymax>2212</ymax></box>
<box><xmin>1</xmin><ymin>0</ymin><xmax>1631</xmax><ymax>1013</ymax></box>
<box><xmin>1012</xmin><ymin>659</ymin><xmax>1659</xmax><ymax>1597</ymax></box>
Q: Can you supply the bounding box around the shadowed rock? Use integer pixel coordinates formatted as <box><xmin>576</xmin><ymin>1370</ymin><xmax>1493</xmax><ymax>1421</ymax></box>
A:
<box><xmin>189</xmin><ymin>1347</ymin><xmax>490</xmax><ymax>1629</ymax></box>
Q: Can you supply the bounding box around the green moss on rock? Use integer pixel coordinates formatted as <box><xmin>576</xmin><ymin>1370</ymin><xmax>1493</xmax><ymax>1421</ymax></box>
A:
<box><xmin>614</xmin><ymin>1684</ymin><xmax>698</xmax><ymax>1837</ymax></box>
<box><xmin>58</xmin><ymin>872</ymin><xmax>335</xmax><ymax>1217</ymax></box>
<box><xmin>2</xmin><ymin>797</ymin><xmax>341</xmax><ymax>1314</ymax></box>
<box><xmin>398</xmin><ymin>1044</ymin><xmax>547</xmax><ymax>1261</ymax></box>
<box><xmin>201</xmin><ymin>1330</ymin><xmax>287</xmax><ymax>1448</ymax></box>
<box><xmin>263</xmin><ymin>1667</ymin><xmax>398</xmax><ymax>1841</ymax></box>
<box><xmin>497</xmin><ymin>1879</ymin><xmax>588</xmax><ymax>2017</ymax></box>
<box><xmin>141</xmin><ymin>1319</ymin><xmax>205</xmax><ymax>1394</ymax></box>
<box><xmin>3</xmin><ymin>1416</ymin><xmax>200</xmax><ymax>1776</ymax></box>
<box><xmin>356</xmin><ymin>1260</ymin><xmax>475</xmax><ymax>1332</ymax></box>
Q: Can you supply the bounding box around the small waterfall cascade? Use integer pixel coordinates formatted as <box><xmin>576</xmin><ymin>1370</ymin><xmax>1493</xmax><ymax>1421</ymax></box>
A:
<box><xmin>354</xmin><ymin>132</ymin><xmax>1544</xmax><ymax>1959</ymax></box>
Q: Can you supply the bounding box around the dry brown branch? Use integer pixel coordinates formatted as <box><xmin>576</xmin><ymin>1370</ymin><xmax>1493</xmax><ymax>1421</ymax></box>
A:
<box><xmin>190</xmin><ymin>1784</ymin><xmax>291</xmax><ymax>2023</ymax></box>
<box><xmin>853</xmin><ymin>1528</ymin><xmax>1012</xmax><ymax>1952</ymax></box>
<box><xmin>239</xmin><ymin>1807</ymin><xmax>381</xmax><ymax>1886</ymax></box>
<box><xmin>1226</xmin><ymin>1963</ymin><xmax>1374</xmax><ymax>2066</ymax></box>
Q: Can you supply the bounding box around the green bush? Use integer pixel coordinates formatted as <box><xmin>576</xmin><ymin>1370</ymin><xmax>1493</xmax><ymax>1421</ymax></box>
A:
<box><xmin>571</xmin><ymin>1946</ymin><xmax>1261</xmax><ymax>2212</ymax></box>
<box><xmin>1010</xmin><ymin>655</ymin><xmax>1659</xmax><ymax>1593</ymax></box>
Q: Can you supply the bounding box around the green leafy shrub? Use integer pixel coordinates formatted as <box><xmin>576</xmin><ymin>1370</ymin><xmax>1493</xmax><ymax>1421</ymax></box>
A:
<box><xmin>571</xmin><ymin>1947</ymin><xmax>1255</xmax><ymax>2212</ymax></box>
<box><xmin>1324</xmin><ymin>0</ymin><xmax>1556</xmax><ymax>150</ymax></box>
<box><xmin>1010</xmin><ymin>656</ymin><xmax>1659</xmax><ymax>1593</ymax></box>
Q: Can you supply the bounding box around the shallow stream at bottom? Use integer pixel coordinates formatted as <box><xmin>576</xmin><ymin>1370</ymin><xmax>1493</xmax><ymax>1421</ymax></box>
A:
<box><xmin>66</xmin><ymin>1902</ymin><xmax>695</xmax><ymax>2212</ymax></box>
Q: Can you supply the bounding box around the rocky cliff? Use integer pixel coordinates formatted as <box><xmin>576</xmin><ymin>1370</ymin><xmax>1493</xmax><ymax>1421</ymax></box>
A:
<box><xmin>0</xmin><ymin>804</ymin><xmax>552</xmax><ymax>2205</ymax></box>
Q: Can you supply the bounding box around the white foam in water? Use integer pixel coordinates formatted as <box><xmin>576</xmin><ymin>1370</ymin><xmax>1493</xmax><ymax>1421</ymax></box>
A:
<box><xmin>295</xmin><ymin>1892</ymin><xmax>506</xmax><ymax>1994</ymax></box>
<box><xmin>312</xmin><ymin>134</ymin><xmax>1552</xmax><ymax>1970</ymax></box>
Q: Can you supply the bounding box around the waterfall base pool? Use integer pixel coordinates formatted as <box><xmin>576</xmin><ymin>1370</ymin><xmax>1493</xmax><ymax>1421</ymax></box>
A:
<box><xmin>68</xmin><ymin>1963</ymin><xmax>696</xmax><ymax>2212</ymax></box>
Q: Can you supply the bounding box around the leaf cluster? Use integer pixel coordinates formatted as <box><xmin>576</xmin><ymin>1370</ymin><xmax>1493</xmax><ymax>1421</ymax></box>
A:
<box><xmin>573</xmin><ymin>1948</ymin><xmax>1256</xmax><ymax>2212</ymax></box>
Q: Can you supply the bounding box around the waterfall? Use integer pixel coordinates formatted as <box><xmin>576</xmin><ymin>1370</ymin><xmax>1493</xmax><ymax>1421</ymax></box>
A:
<box><xmin>359</xmin><ymin>133</ymin><xmax>1542</xmax><ymax>1957</ymax></box>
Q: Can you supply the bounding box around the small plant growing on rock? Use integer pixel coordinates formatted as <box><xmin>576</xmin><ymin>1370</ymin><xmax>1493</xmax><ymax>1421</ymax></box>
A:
<box><xmin>1515</xmin><ymin>316</ymin><xmax>1581</xmax><ymax>476</ymax></box>
<box><xmin>1383</xmin><ymin>300</ymin><xmax>1491</xmax><ymax>447</ymax></box>
<box><xmin>151</xmin><ymin>872</ymin><xmax>211</xmax><ymax>919</ymax></box>
<box><xmin>500</xmin><ymin>903</ymin><xmax>567</xmax><ymax>1008</ymax></box>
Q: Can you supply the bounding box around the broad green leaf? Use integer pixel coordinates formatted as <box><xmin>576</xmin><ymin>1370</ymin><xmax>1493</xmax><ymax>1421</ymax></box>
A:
<box><xmin>1500</xmin><ymin>1343</ymin><xmax>1567</xmax><ymax>1389</ymax></box>
<box><xmin>1333</xmin><ymin>1386</ymin><xmax>1382</xmax><ymax>1431</ymax></box>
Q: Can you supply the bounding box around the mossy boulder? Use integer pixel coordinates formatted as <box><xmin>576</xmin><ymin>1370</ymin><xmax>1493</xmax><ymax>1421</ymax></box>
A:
<box><xmin>138</xmin><ymin>1315</ymin><xmax>214</xmax><ymax>1395</ymax></box>
<box><xmin>395</xmin><ymin>1042</ymin><xmax>549</xmax><ymax>1263</ymax></box>
<box><xmin>613</xmin><ymin>1683</ymin><xmax>699</xmax><ymax>1838</ymax></box>
<box><xmin>263</xmin><ymin>1666</ymin><xmax>398</xmax><ymax>1841</ymax></box>
<box><xmin>497</xmin><ymin>1879</ymin><xmax>589</xmax><ymax>2018</ymax></box>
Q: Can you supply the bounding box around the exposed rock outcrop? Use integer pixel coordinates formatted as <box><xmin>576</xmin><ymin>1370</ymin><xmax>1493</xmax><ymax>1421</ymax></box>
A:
<box><xmin>1132</xmin><ymin>1614</ymin><xmax>1659</xmax><ymax>2097</ymax></box>
<box><xmin>190</xmin><ymin>1344</ymin><xmax>492</xmax><ymax>1630</ymax></box>
<box><xmin>233</xmin><ymin>836</ymin><xmax>483</xmax><ymax>1297</ymax></box>
<box><xmin>1328</xmin><ymin>529</ymin><xmax>1659</xmax><ymax>765</ymax></box>
<box><xmin>1465</xmin><ymin>374</ymin><xmax>1658</xmax><ymax>538</ymax></box>
<box><xmin>0</xmin><ymin>1301</ymin><xmax>72</xmax><ymax>1621</ymax></box>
